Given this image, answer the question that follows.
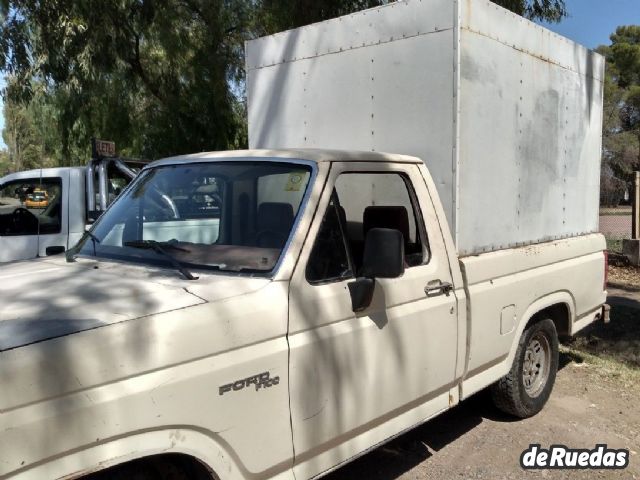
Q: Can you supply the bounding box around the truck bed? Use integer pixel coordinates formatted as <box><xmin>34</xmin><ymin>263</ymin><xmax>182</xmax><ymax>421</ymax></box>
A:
<box><xmin>459</xmin><ymin>233</ymin><xmax>607</xmax><ymax>398</ymax></box>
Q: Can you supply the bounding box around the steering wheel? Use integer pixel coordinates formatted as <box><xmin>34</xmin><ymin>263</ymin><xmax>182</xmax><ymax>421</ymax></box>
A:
<box><xmin>12</xmin><ymin>207</ymin><xmax>38</xmax><ymax>234</ymax></box>
<box><xmin>160</xmin><ymin>193</ymin><xmax>180</xmax><ymax>219</ymax></box>
<box><xmin>147</xmin><ymin>187</ymin><xmax>180</xmax><ymax>220</ymax></box>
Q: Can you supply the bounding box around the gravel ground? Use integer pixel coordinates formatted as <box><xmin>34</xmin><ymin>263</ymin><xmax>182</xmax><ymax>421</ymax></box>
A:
<box><xmin>325</xmin><ymin>288</ymin><xmax>640</xmax><ymax>480</ymax></box>
<box><xmin>609</xmin><ymin>264</ymin><xmax>640</xmax><ymax>290</ymax></box>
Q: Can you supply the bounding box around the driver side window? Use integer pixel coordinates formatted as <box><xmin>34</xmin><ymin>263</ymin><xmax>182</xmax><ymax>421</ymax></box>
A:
<box><xmin>0</xmin><ymin>178</ymin><xmax>62</xmax><ymax>236</ymax></box>
<box><xmin>306</xmin><ymin>193</ymin><xmax>353</xmax><ymax>284</ymax></box>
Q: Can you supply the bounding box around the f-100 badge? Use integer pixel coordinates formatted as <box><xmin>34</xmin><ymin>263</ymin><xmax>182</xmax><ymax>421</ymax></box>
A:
<box><xmin>219</xmin><ymin>371</ymin><xmax>280</xmax><ymax>396</ymax></box>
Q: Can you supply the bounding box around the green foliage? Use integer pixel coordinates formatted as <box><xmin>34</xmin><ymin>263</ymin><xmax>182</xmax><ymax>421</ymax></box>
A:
<box><xmin>491</xmin><ymin>0</ymin><xmax>567</xmax><ymax>22</ymax></box>
<box><xmin>1</xmin><ymin>78</ymin><xmax>61</xmax><ymax>173</ymax></box>
<box><xmin>256</xmin><ymin>0</ymin><xmax>386</xmax><ymax>33</ymax></box>
<box><xmin>596</xmin><ymin>26</ymin><xmax>640</xmax><ymax>206</ymax></box>
<box><xmin>0</xmin><ymin>0</ymin><xmax>570</xmax><ymax>169</ymax></box>
<box><xmin>599</xmin><ymin>26</ymin><xmax>640</xmax><ymax>202</ymax></box>
<box><xmin>1</xmin><ymin>0</ymin><xmax>251</xmax><ymax>163</ymax></box>
<box><xmin>610</xmin><ymin>26</ymin><xmax>640</xmax><ymax>88</ymax></box>
<box><xmin>0</xmin><ymin>148</ymin><xmax>9</xmax><ymax>176</ymax></box>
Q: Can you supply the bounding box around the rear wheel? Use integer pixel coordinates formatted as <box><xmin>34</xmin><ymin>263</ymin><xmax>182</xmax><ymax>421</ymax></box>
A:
<box><xmin>491</xmin><ymin>318</ymin><xmax>559</xmax><ymax>418</ymax></box>
<box><xmin>85</xmin><ymin>455</ymin><xmax>210</xmax><ymax>480</ymax></box>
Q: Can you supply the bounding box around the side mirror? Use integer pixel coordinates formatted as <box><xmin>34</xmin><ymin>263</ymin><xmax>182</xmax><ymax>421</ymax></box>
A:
<box><xmin>361</xmin><ymin>228</ymin><xmax>405</xmax><ymax>279</ymax></box>
<box><xmin>348</xmin><ymin>228</ymin><xmax>405</xmax><ymax>312</ymax></box>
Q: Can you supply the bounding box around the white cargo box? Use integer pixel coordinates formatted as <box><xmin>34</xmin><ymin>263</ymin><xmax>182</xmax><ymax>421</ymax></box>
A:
<box><xmin>246</xmin><ymin>0</ymin><xmax>604</xmax><ymax>256</ymax></box>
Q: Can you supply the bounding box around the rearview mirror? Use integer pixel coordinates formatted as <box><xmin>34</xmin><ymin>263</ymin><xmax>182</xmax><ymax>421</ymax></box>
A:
<box><xmin>348</xmin><ymin>228</ymin><xmax>405</xmax><ymax>312</ymax></box>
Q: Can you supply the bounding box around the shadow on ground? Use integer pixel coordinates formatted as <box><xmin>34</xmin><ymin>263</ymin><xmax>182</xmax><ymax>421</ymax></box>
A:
<box><xmin>324</xmin><ymin>289</ymin><xmax>640</xmax><ymax>480</ymax></box>
<box><xmin>324</xmin><ymin>348</ymin><xmax>603</xmax><ymax>480</ymax></box>
<box><xmin>566</xmin><ymin>291</ymin><xmax>640</xmax><ymax>368</ymax></box>
<box><xmin>324</xmin><ymin>389</ymin><xmax>489</xmax><ymax>479</ymax></box>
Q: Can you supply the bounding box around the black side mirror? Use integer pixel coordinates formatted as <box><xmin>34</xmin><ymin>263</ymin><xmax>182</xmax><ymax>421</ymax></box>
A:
<box><xmin>348</xmin><ymin>228</ymin><xmax>405</xmax><ymax>312</ymax></box>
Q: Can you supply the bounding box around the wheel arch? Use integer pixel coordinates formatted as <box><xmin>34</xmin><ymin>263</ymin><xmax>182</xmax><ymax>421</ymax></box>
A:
<box><xmin>81</xmin><ymin>453</ymin><xmax>216</xmax><ymax>480</ymax></box>
<box><xmin>15</xmin><ymin>428</ymin><xmax>243</xmax><ymax>480</ymax></box>
<box><xmin>507</xmin><ymin>291</ymin><xmax>575</xmax><ymax>368</ymax></box>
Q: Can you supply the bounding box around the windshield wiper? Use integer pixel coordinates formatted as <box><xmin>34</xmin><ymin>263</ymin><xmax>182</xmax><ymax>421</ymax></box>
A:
<box><xmin>85</xmin><ymin>230</ymin><xmax>102</xmax><ymax>256</ymax></box>
<box><xmin>124</xmin><ymin>240</ymin><xmax>198</xmax><ymax>280</ymax></box>
<box><xmin>66</xmin><ymin>229</ymin><xmax>102</xmax><ymax>261</ymax></box>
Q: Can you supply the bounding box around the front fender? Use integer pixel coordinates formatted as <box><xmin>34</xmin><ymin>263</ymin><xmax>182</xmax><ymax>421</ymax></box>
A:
<box><xmin>11</xmin><ymin>428</ymin><xmax>250</xmax><ymax>480</ymax></box>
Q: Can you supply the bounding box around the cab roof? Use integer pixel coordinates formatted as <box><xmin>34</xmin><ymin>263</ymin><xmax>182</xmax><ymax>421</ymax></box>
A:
<box><xmin>0</xmin><ymin>166</ymin><xmax>84</xmax><ymax>183</ymax></box>
<box><xmin>149</xmin><ymin>149</ymin><xmax>422</xmax><ymax>168</ymax></box>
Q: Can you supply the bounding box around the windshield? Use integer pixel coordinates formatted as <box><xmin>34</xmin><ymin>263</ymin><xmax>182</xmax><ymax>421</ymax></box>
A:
<box><xmin>76</xmin><ymin>161</ymin><xmax>313</xmax><ymax>275</ymax></box>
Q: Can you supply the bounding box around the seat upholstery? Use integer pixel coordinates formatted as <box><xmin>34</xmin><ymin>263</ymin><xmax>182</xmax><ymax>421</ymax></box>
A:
<box><xmin>256</xmin><ymin>202</ymin><xmax>295</xmax><ymax>248</ymax></box>
<box><xmin>363</xmin><ymin>206</ymin><xmax>410</xmax><ymax>244</ymax></box>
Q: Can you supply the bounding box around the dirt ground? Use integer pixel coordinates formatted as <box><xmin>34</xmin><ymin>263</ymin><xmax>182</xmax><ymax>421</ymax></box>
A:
<box><xmin>609</xmin><ymin>263</ymin><xmax>640</xmax><ymax>290</ymax></box>
<box><xmin>325</xmin><ymin>287</ymin><xmax>640</xmax><ymax>480</ymax></box>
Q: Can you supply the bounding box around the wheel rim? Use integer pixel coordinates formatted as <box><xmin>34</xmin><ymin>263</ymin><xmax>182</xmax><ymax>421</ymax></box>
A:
<box><xmin>522</xmin><ymin>332</ymin><xmax>551</xmax><ymax>398</ymax></box>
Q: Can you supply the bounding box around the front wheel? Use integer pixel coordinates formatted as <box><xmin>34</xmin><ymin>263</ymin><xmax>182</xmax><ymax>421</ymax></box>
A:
<box><xmin>491</xmin><ymin>318</ymin><xmax>559</xmax><ymax>418</ymax></box>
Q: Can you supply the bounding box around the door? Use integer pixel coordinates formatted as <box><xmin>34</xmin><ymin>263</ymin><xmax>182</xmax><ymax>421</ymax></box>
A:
<box><xmin>0</xmin><ymin>173</ymin><xmax>67</xmax><ymax>262</ymax></box>
<box><xmin>36</xmin><ymin>171</ymin><xmax>69</xmax><ymax>257</ymax></box>
<box><xmin>288</xmin><ymin>162</ymin><xmax>459</xmax><ymax>479</ymax></box>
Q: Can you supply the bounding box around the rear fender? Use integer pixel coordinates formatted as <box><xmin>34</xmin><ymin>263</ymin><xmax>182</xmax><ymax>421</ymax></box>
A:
<box><xmin>506</xmin><ymin>291</ymin><xmax>575</xmax><ymax>368</ymax></box>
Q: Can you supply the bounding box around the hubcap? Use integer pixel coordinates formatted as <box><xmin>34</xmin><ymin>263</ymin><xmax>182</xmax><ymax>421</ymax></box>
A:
<box><xmin>522</xmin><ymin>332</ymin><xmax>551</xmax><ymax>398</ymax></box>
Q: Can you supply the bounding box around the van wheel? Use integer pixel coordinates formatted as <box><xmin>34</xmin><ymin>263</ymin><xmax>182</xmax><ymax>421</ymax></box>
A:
<box><xmin>491</xmin><ymin>318</ymin><xmax>559</xmax><ymax>418</ymax></box>
<box><xmin>85</xmin><ymin>455</ymin><xmax>207</xmax><ymax>480</ymax></box>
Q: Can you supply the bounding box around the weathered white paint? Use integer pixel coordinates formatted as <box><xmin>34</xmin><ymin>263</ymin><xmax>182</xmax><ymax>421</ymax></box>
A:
<box><xmin>246</xmin><ymin>0</ymin><xmax>604</xmax><ymax>256</ymax></box>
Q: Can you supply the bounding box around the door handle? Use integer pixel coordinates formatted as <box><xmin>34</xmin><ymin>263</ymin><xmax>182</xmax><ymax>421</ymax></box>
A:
<box><xmin>424</xmin><ymin>280</ymin><xmax>453</xmax><ymax>297</ymax></box>
<box><xmin>46</xmin><ymin>246</ymin><xmax>65</xmax><ymax>256</ymax></box>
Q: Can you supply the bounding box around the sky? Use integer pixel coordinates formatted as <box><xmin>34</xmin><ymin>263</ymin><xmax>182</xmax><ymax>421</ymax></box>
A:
<box><xmin>0</xmin><ymin>0</ymin><xmax>639</xmax><ymax>150</ymax></box>
<box><xmin>539</xmin><ymin>0</ymin><xmax>640</xmax><ymax>49</ymax></box>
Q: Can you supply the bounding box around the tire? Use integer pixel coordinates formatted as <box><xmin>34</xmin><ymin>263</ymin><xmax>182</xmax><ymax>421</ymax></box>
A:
<box><xmin>491</xmin><ymin>318</ymin><xmax>559</xmax><ymax>418</ymax></box>
<box><xmin>86</xmin><ymin>455</ymin><xmax>208</xmax><ymax>480</ymax></box>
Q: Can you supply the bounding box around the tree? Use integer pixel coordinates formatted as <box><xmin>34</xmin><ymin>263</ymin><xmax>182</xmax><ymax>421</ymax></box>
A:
<box><xmin>610</xmin><ymin>26</ymin><xmax>640</xmax><ymax>88</ymax></box>
<box><xmin>0</xmin><ymin>148</ymin><xmax>9</xmax><ymax>176</ymax></box>
<box><xmin>491</xmin><ymin>0</ymin><xmax>567</xmax><ymax>22</ymax></box>
<box><xmin>3</xmin><ymin>93</ymin><xmax>38</xmax><ymax>172</ymax></box>
<box><xmin>1</xmin><ymin>0</ymin><xmax>569</xmax><ymax>168</ymax></box>
<box><xmin>256</xmin><ymin>0</ymin><xmax>386</xmax><ymax>33</ymax></box>
<box><xmin>596</xmin><ymin>26</ymin><xmax>640</xmax><ymax>205</ymax></box>
<box><xmin>2</xmin><ymin>77</ymin><xmax>59</xmax><ymax>171</ymax></box>
<box><xmin>601</xmin><ymin>27</ymin><xmax>640</xmax><ymax>172</ymax></box>
<box><xmin>1</xmin><ymin>1</ymin><xmax>251</xmax><ymax>161</ymax></box>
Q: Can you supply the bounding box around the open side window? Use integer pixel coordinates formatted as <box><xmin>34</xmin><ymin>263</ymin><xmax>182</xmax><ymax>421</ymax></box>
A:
<box><xmin>306</xmin><ymin>191</ymin><xmax>353</xmax><ymax>284</ymax></box>
<box><xmin>306</xmin><ymin>171</ymin><xmax>429</xmax><ymax>284</ymax></box>
<box><xmin>0</xmin><ymin>177</ymin><xmax>62</xmax><ymax>237</ymax></box>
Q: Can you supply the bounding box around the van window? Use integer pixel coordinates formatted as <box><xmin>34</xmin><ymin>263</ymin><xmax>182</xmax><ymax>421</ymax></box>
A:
<box><xmin>0</xmin><ymin>177</ymin><xmax>63</xmax><ymax>236</ymax></box>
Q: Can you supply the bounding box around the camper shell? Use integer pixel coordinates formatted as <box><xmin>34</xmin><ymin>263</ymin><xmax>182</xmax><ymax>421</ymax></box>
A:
<box><xmin>246</xmin><ymin>0</ymin><xmax>605</xmax><ymax>255</ymax></box>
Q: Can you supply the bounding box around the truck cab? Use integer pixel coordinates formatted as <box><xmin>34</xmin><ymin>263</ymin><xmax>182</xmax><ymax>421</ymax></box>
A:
<box><xmin>0</xmin><ymin>141</ymin><xmax>144</xmax><ymax>264</ymax></box>
<box><xmin>0</xmin><ymin>167</ymin><xmax>85</xmax><ymax>262</ymax></box>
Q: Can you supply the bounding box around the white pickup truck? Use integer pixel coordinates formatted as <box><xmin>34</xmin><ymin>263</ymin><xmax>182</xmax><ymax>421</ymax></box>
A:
<box><xmin>0</xmin><ymin>149</ymin><xmax>608</xmax><ymax>480</ymax></box>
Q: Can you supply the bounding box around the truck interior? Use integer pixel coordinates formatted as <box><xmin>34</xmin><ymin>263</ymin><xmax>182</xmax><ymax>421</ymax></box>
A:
<box><xmin>306</xmin><ymin>171</ymin><xmax>428</xmax><ymax>283</ymax></box>
<box><xmin>0</xmin><ymin>179</ymin><xmax>62</xmax><ymax>237</ymax></box>
<box><xmin>83</xmin><ymin>161</ymin><xmax>312</xmax><ymax>273</ymax></box>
